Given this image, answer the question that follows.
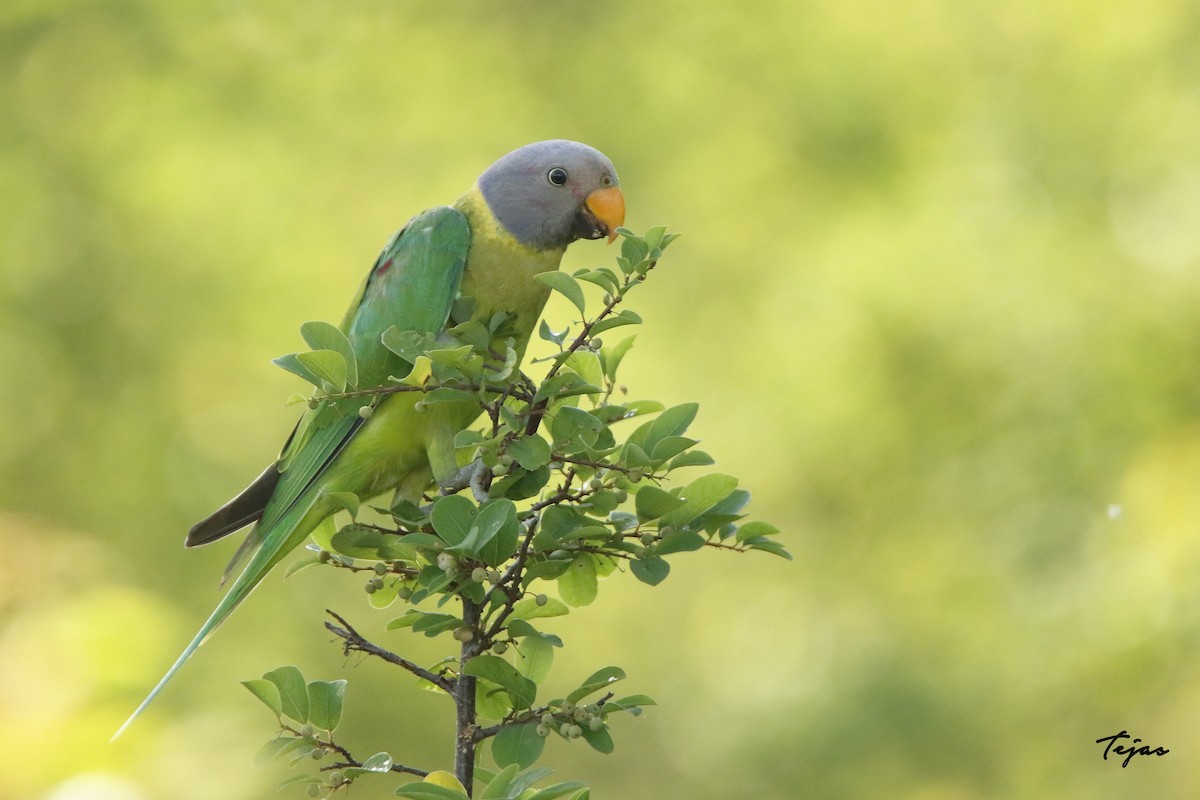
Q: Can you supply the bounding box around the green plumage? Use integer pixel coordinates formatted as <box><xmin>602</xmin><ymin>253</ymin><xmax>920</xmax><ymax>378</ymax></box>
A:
<box><xmin>115</xmin><ymin>140</ymin><xmax>623</xmax><ymax>740</ymax></box>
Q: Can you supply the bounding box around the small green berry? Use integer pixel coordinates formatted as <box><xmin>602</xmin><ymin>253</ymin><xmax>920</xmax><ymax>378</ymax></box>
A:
<box><xmin>318</xmin><ymin>550</ymin><xmax>331</xmax><ymax>563</ymax></box>
<box><xmin>536</xmin><ymin>722</ymin><xmax>551</xmax><ymax>737</ymax></box>
<box><xmin>585</xmin><ymin>703</ymin><xmax>600</xmax><ymax>715</ymax></box>
<box><xmin>568</xmin><ymin>724</ymin><xmax>583</xmax><ymax>739</ymax></box>
<box><xmin>640</xmin><ymin>532</ymin><xmax>656</xmax><ymax>546</ymax></box>
<box><xmin>436</xmin><ymin>552</ymin><xmax>457</xmax><ymax>571</ymax></box>
<box><xmin>614</xmin><ymin>489</ymin><xmax>628</xmax><ymax>503</ymax></box>
<box><xmin>589</xmin><ymin>716</ymin><xmax>604</xmax><ymax>731</ymax></box>
<box><xmin>493</xmin><ymin>641</ymin><xmax>508</xmax><ymax>655</ymax></box>
<box><xmin>559</xmin><ymin>722</ymin><xmax>573</xmax><ymax>737</ymax></box>
<box><xmin>486</xmin><ymin>569</ymin><xmax>502</xmax><ymax>584</ymax></box>
<box><xmin>560</xmin><ymin>700</ymin><xmax>576</xmax><ymax>714</ymax></box>
<box><xmin>365</xmin><ymin>578</ymin><xmax>382</xmax><ymax>593</ymax></box>
<box><xmin>300</xmin><ymin>723</ymin><xmax>315</xmax><ymax>737</ymax></box>
<box><xmin>307</xmin><ymin>784</ymin><xmax>322</xmax><ymax>797</ymax></box>
<box><xmin>549</xmin><ymin>549</ymin><xmax>571</xmax><ymax>560</ymax></box>
<box><xmin>573</xmin><ymin>706</ymin><xmax>588</xmax><ymax>722</ymax></box>
<box><xmin>491</xmin><ymin>463</ymin><xmax>509</xmax><ymax>477</ymax></box>
<box><xmin>373</xmin><ymin>562</ymin><xmax>389</xmax><ymax>575</ymax></box>
<box><xmin>587</xmin><ymin>476</ymin><xmax>603</xmax><ymax>490</ymax></box>
<box><xmin>397</xmin><ymin>585</ymin><xmax>413</xmax><ymax>600</ymax></box>
<box><xmin>541</xmin><ymin>712</ymin><xmax>556</xmax><ymax>726</ymax></box>
<box><xmin>471</xmin><ymin>567</ymin><xmax>488</xmax><ymax>583</ymax></box>
<box><xmin>535</xmin><ymin>594</ymin><xmax>548</xmax><ymax>606</ymax></box>
<box><xmin>590</xmin><ymin>337</ymin><xmax>603</xmax><ymax>349</ymax></box>
<box><xmin>329</xmin><ymin>772</ymin><xmax>345</xmax><ymax>787</ymax></box>
<box><xmin>357</xmin><ymin>404</ymin><xmax>374</xmax><ymax>419</ymax></box>
<box><xmin>311</xmin><ymin>747</ymin><xmax>324</xmax><ymax>759</ymax></box>
<box><xmin>453</xmin><ymin>626</ymin><xmax>474</xmax><ymax>643</ymax></box>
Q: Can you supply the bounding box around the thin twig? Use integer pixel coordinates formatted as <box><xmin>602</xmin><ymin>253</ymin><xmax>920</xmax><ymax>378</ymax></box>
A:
<box><xmin>324</xmin><ymin>610</ymin><xmax>455</xmax><ymax>693</ymax></box>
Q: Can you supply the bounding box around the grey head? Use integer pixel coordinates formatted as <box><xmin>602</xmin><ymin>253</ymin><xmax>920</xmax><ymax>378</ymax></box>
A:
<box><xmin>477</xmin><ymin>140</ymin><xmax>626</xmax><ymax>251</ymax></box>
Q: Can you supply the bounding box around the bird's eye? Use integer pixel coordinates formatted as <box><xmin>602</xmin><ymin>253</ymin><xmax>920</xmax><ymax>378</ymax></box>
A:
<box><xmin>547</xmin><ymin>167</ymin><xmax>568</xmax><ymax>186</ymax></box>
<box><xmin>601</xmin><ymin>175</ymin><xmax>613</xmax><ymax>186</ymax></box>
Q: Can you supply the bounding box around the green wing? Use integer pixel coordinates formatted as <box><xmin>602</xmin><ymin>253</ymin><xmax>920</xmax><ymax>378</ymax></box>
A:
<box><xmin>265</xmin><ymin>206</ymin><xmax>471</xmax><ymax>527</ymax></box>
<box><xmin>113</xmin><ymin>206</ymin><xmax>471</xmax><ymax>739</ymax></box>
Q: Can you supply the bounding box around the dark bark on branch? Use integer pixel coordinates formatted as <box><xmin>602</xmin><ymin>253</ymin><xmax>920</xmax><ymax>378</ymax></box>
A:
<box><xmin>325</xmin><ymin>609</ymin><xmax>455</xmax><ymax>693</ymax></box>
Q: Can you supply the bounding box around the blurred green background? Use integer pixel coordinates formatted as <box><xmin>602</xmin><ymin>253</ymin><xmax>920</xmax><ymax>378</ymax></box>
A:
<box><xmin>4</xmin><ymin>0</ymin><xmax>1200</xmax><ymax>798</ymax></box>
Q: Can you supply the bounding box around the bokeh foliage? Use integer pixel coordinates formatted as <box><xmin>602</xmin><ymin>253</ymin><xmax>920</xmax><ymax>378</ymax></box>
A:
<box><xmin>3</xmin><ymin>1</ymin><xmax>1200</xmax><ymax>798</ymax></box>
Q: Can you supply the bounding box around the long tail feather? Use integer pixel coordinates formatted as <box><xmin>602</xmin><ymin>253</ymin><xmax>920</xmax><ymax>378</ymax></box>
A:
<box><xmin>112</xmin><ymin>495</ymin><xmax>318</xmax><ymax>740</ymax></box>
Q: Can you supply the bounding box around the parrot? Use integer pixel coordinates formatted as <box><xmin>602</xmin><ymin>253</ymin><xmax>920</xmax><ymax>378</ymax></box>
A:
<box><xmin>113</xmin><ymin>140</ymin><xmax>625</xmax><ymax>739</ymax></box>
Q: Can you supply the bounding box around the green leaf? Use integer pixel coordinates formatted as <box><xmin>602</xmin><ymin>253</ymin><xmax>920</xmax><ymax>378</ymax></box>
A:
<box><xmin>278</xmin><ymin>775</ymin><xmax>322</xmax><ymax>790</ymax></box>
<box><xmin>580</xmin><ymin>724</ymin><xmax>614</xmax><ymax>754</ymax></box>
<box><xmin>650</xmin><ymin>436</ymin><xmax>698</xmax><ymax>463</ymax></box>
<box><xmin>521</xmin><ymin>559</ymin><xmax>571</xmax><ymax>584</ymax></box>
<box><xmin>369</xmin><ymin>574</ymin><xmax>406</xmax><ymax>609</ymax></box>
<box><xmin>463</xmin><ymin>655</ymin><xmax>537</xmax><ymax>709</ymax></box>
<box><xmin>564</xmin><ymin>350</ymin><xmax>604</xmax><ymax>388</ymax></box>
<box><xmin>263</xmin><ymin>666</ymin><xmax>309</xmax><ymax>723</ymax></box>
<box><xmin>601</xmin><ymin>335</ymin><xmax>636</xmax><ymax>382</ymax></box>
<box><xmin>509</xmin><ymin>767</ymin><xmax>556</xmax><ymax>797</ymax></box>
<box><xmin>747</xmin><ymin>539</ymin><xmax>794</xmax><ymax>560</ymax></box>
<box><xmin>241</xmin><ymin>678</ymin><xmax>283</xmax><ymax>718</ymax></box>
<box><xmin>301</xmin><ymin>320</ymin><xmax>358</xmax><ymax>387</ymax></box>
<box><xmin>654</xmin><ymin>528</ymin><xmax>706</xmax><ymax>555</ymax></box>
<box><xmin>661</xmin><ymin>473</ymin><xmax>739</xmax><ymax>529</ymax></box>
<box><xmin>254</xmin><ymin>736</ymin><xmax>308</xmax><ymax>766</ymax></box>
<box><xmin>381</xmin><ymin>326</ymin><xmax>439</xmax><ymax>363</ymax></box>
<box><xmin>550</xmin><ymin>407</ymin><xmax>604</xmax><ymax>450</ymax></box>
<box><xmin>557</xmin><ymin>554</ymin><xmax>597</xmax><ymax>607</ymax></box>
<box><xmin>589</xmin><ymin>309</ymin><xmax>642</xmax><ymax>336</ymax></box>
<box><xmin>480</xmin><ymin>764</ymin><xmax>522</xmax><ymax>799</ymax></box>
<box><xmin>631</xmin><ymin>403</ymin><xmax>698</xmax><ymax>454</ymax></box>
<box><xmin>604</xmin><ymin>694</ymin><xmax>657</xmax><ymax>714</ymax></box>
<box><xmin>492</xmin><ymin>724</ymin><xmax>545</xmax><ymax>769</ymax></box>
<box><xmin>395</xmin><ymin>783</ymin><xmax>471</xmax><ymax>799</ymax></box>
<box><xmin>667</xmin><ymin>450</ymin><xmax>715</xmax><ymax>470</ymax></box>
<box><xmin>494</xmin><ymin>465</ymin><xmax>552</xmax><ymax>501</ymax></box>
<box><xmin>511</xmin><ymin>596</ymin><xmax>570</xmax><ymax>620</ymax></box>
<box><xmin>272</xmin><ymin>352</ymin><xmax>329</xmax><ymax>390</ymax></box>
<box><xmin>621</xmin><ymin>234</ymin><xmax>650</xmax><ymax>266</ymax></box>
<box><xmin>307</xmin><ymin>679</ymin><xmax>346</xmax><ymax>732</ymax></box>
<box><xmin>462</xmin><ymin>499</ymin><xmax>520</xmax><ymax>567</ymax></box>
<box><xmin>539</xmin><ymin>319</ymin><xmax>569</xmax><ymax>346</ymax></box>
<box><xmin>567</xmin><ymin>666</ymin><xmax>626</xmax><ymax>704</ymax></box>
<box><xmin>535</xmin><ymin>271</ymin><xmax>587</xmax><ymax>315</ymax></box>
<box><xmin>527</xmin><ymin>781</ymin><xmax>590</xmax><ymax>800</ymax></box>
<box><xmin>735</xmin><ymin>520</ymin><xmax>781</xmax><ymax>543</ymax></box>
<box><xmin>413</xmin><ymin>613</ymin><xmax>463</xmax><ymax>636</ymax></box>
<box><xmin>534</xmin><ymin>372</ymin><xmax>599</xmax><ymax>403</ymax></box>
<box><xmin>630</xmin><ymin>556</ymin><xmax>670</xmax><ymax>585</ymax></box>
<box><xmin>573</xmin><ymin>267</ymin><xmax>620</xmax><ymax>294</ymax></box>
<box><xmin>358</xmin><ymin>751</ymin><xmax>394</xmax><ymax>772</ymax></box>
<box><xmin>330</xmin><ymin>525</ymin><xmax>407</xmax><ymax>560</ymax></box>
<box><xmin>508</xmin><ymin>435</ymin><xmax>552</xmax><ymax>471</ymax></box>
<box><xmin>432</xmin><ymin>494</ymin><xmax>476</xmax><ymax>547</ymax></box>
<box><xmin>512</xmin><ymin>632</ymin><xmax>554</xmax><ymax>685</ymax></box>
<box><xmin>634</xmin><ymin>485</ymin><xmax>686</xmax><ymax>522</ymax></box>
<box><xmin>297</xmin><ymin>349</ymin><xmax>349</xmax><ymax>392</ymax></box>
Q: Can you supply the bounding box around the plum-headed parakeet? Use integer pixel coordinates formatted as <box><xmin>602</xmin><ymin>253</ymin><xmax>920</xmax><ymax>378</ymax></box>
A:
<box><xmin>115</xmin><ymin>140</ymin><xmax>625</xmax><ymax>737</ymax></box>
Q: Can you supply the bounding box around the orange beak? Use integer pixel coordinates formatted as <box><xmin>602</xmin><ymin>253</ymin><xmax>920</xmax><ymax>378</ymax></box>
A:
<box><xmin>585</xmin><ymin>186</ymin><xmax>626</xmax><ymax>243</ymax></box>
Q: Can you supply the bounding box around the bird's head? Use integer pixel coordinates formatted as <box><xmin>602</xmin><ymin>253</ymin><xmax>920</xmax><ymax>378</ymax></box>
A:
<box><xmin>477</xmin><ymin>140</ymin><xmax>626</xmax><ymax>251</ymax></box>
